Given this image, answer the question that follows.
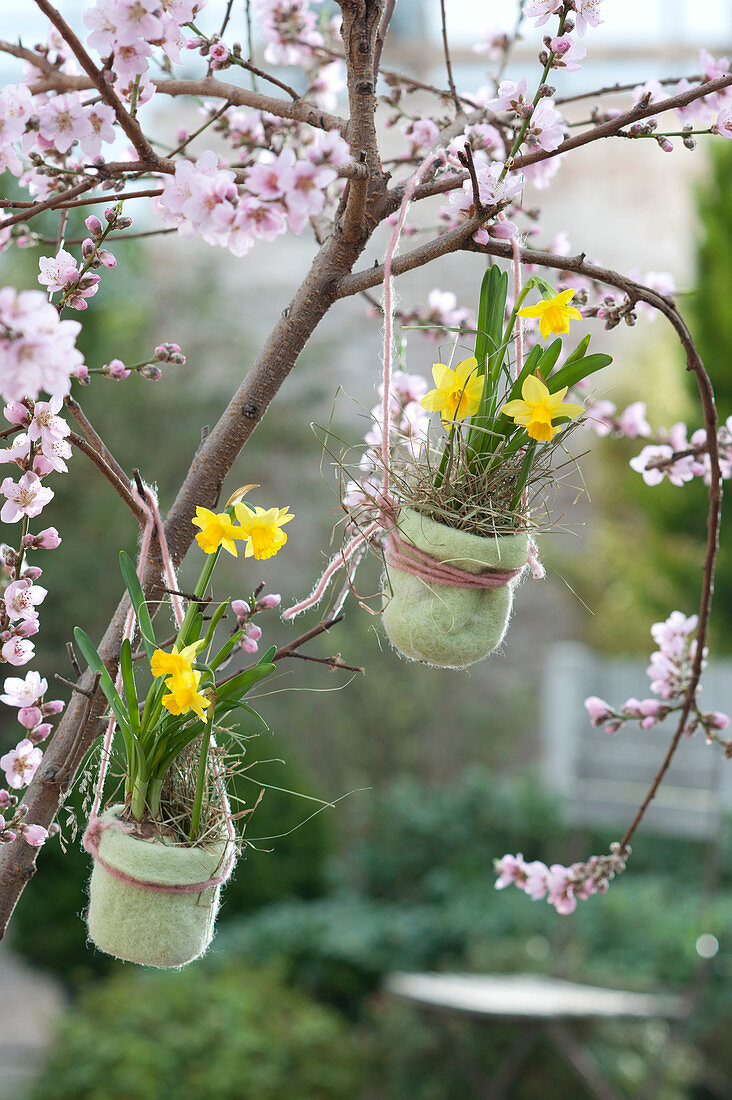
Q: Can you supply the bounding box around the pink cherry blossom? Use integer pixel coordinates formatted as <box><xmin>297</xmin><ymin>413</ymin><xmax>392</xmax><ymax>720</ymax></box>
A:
<box><xmin>37</xmin><ymin>95</ymin><xmax>93</xmax><ymax>155</ymax></box>
<box><xmin>714</xmin><ymin>105</ymin><xmax>732</xmax><ymax>139</ymax></box>
<box><xmin>28</xmin><ymin>396</ymin><xmax>70</xmax><ymax>449</ymax></box>
<box><xmin>3</xmin><ymin>579</ymin><xmax>47</xmax><ymax>622</ymax></box>
<box><xmin>2</xmin><ymin>636</ymin><xmax>35</xmax><ymax>666</ymax></box>
<box><xmin>284</xmin><ymin>161</ymin><xmax>336</xmax><ymax>234</ymax></box>
<box><xmin>247</xmin><ymin>149</ymin><xmax>298</xmax><ymax>201</ymax></box>
<box><xmin>523</xmin><ymin>1</ymin><xmax>563</xmax><ymax>29</ymax></box>
<box><xmin>0</xmin><ymin>472</ymin><xmax>54</xmax><ymax>523</ymax></box>
<box><xmin>573</xmin><ymin>0</ymin><xmax>604</xmax><ymax>36</ymax></box>
<box><xmin>616</xmin><ymin>402</ymin><xmax>651</xmax><ymax>438</ymax></box>
<box><xmin>487</xmin><ymin>77</ymin><xmax>529</xmax><ymax>115</ymax></box>
<box><xmin>80</xmin><ymin>103</ymin><xmax>116</xmax><ymax>157</ymax></box>
<box><xmin>38</xmin><ymin>250</ymin><xmax>80</xmax><ymax>294</ymax></box>
<box><xmin>0</xmin><ymin>738</ymin><xmax>42</xmax><ymax>788</ymax></box>
<box><xmin>527</xmin><ymin>99</ymin><xmax>564</xmax><ymax>152</ymax></box>
<box><xmin>0</xmin><ymin>670</ymin><xmax>47</xmax><ymax>707</ymax></box>
<box><xmin>549</xmin><ymin>35</ymin><xmax>587</xmax><ymax>72</ymax></box>
<box><xmin>307</xmin><ymin>130</ymin><xmax>351</xmax><ymax>166</ymax></box>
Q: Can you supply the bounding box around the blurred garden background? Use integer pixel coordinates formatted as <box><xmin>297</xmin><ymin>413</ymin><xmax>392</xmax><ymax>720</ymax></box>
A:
<box><xmin>2</xmin><ymin>1</ymin><xmax>732</xmax><ymax>1096</ymax></box>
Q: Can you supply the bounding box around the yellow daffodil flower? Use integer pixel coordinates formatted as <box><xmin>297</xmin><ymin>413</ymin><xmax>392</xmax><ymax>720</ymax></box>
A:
<box><xmin>500</xmin><ymin>374</ymin><xmax>584</xmax><ymax>442</ymax></box>
<box><xmin>518</xmin><ymin>289</ymin><xmax>582</xmax><ymax>340</ymax></box>
<box><xmin>150</xmin><ymin>641</ymin><xmax>204</xmax><ymax>680</ymax></box>
<box><xmin>192</xmin><ymin>507</ymin><xmax>246</xmax><ymax>557</ymax></box>
<box><xmin>161</xmin><ymin>667</ymin><xmax>210</xmax><ymax>721</ymax></box>
<box><xmin>234</xmin><ymin>503</ymin><xmax>294</xmax><ymax>560</ymax></box>
<box><xmin>420</xmin><ymin>356</ymin><xmax>485</xmax><ymax>426</ymax></box>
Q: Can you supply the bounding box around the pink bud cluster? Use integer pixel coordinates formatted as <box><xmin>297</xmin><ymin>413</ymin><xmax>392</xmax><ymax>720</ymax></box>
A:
<box><xmin>0</xmin><ymin>672</ymin><xmax>64</xmax><ymax>848</ymax></box>
<box><xmin>0</xmin><ymin>392</ymin><xmax>69</xmax><ymax>849</ymax></box>
<box><xmin>440</xmin><ymin>162</ymin><xmax>524</xmax><ymax>242</ymax></box>
<box><xmin>584</xmin><ymin>611</ymin><xmax>729</xmax><ymax>744</ymax></box>
<box><xmin>629</xmin><ymin>417</ymin><xmax>732</xmax><ymax>487</ymax></box>
<box><xmin>0</xmin><ymin>288</ymin><xmax>84</xmax><ymax>403</ymax></box>
<box><xmin>230</xmin><ymin>591</ymin><xmax>281</xmax><ymax>655</ymax></box>
<box><xmin>83</xmin><ymin>0</ymin><xmax>204</xmax><ymax>102</ymax></box>
<box><xmin>158</xmin><ymin>140</ymin><xmax>346</xmax><ymax>254</ymax></box>
<box><xmin>494</xmin><ymin>843</ymin><xmax>628</xmax><ymax>915</ymax></box>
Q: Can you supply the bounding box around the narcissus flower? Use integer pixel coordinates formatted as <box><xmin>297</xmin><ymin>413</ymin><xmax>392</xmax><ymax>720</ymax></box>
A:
<box><xmin>150</xmin><ymin>641</ymin><xmax>204</xmax><ymax>680</ymax></box>
<box><xmin>420</xmin><ymin>356</ymin><xmax>485</xmax><ymax>426</ymax></box>
<box><xmin>234</xmin><ymin>503</ymin><xmax>294</xmax><ymax>560</ymax></box>
<box><xmin>192</xmin><ymin>507</ymin><xmax>246</xmax><ymax>556</ymax></box>
<box><xmin>161</xmin><ymin>668</ymin><xmax>210</xmax><ymax>721</ymax></box>
<box><xmin>518</xmin><ymin>289</ymin><xmax>582</xmax><ymax>339</ymax></box>
<box><xmin>500</xmin><ymin>374</ymin><xmax>584</xmax><ymax>442</ymax></box>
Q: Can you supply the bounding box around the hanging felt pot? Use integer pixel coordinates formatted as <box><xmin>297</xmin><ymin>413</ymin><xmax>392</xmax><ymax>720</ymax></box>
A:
<box><xmin>85</xmin><ymin>806</ymin><xmax>235</xmax><ymax>969</ymax></box>
<box><xmin>382</xmin><ymin>508</ymin><xmax>529</xmax><ymax>669</ymax></box>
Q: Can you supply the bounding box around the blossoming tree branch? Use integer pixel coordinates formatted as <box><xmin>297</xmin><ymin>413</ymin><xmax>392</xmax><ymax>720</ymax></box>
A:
<box><xmin>0</xmin><ymin>0</ymin><xmax>731</xmax><ymax>941</ymax></box>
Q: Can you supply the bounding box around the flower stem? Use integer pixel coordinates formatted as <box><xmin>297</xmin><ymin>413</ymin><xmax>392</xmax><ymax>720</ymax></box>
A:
<box><xmin>189</xmin><ymin>691</ymin><xmax>216</xmax><ymax>842</ymax></box>
<box><xmin>176</xmin><ymin>547</ymin><xmax>222</xmax><ymax>648</ymax></box>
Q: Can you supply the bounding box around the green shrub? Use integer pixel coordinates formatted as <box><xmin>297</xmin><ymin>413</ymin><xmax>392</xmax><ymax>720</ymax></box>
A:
<box><xmin>29</xmin><ymin>963</ymin><xmax>363</xmax><ymax>1100</ymax></box>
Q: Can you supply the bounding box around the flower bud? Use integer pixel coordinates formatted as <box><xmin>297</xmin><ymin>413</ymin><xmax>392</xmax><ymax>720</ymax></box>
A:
<box><xmin>107</xmin><ymin>358</ymin><xmax>131</xmax><ymax>380</ymax></box>
<box><xmin>3</xmin><ymin>401</ymin><xmax>30</xmax><ymax>426</ymax></box>
<box><xmin>18</xmin><ymin>706</ymin><xmax>43</xmax><ymax>729</ymax></box>
<box><xmin>231</xmin><ymin>599</ymin><xmax>249</xmax><ymax>620</ymax></box>
<box><xmin>258</xmin><ymin>593</ymin><xmax>281</xmax><ymax>609</ymax></box>
<box><xmin>34</xmin><ymin>527</ymin><xmax>61</xmax><ymax>550</ymax></box>
<box><xmin>85</xmin><ymin>214</ymin><xmax>103</xmax><ymax>238</ymax></box>
<box><xmin>42</xmin><ymin>700</ymin><xmax>64</xmax><ymax>716</ymax></box>
<box><xmin>28</xmin><ymin>723</ymin><xmax>52</xmax><ymax>744</ymax></box>
<box><xmin>140</xmin><ymin>365</ymin><xmax>162</xmax><ymax>381</ymax></box>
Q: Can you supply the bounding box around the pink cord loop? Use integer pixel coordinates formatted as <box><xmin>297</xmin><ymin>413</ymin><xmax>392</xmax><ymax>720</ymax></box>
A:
<box><xmin>384</xmin><ymin>526</ymin><xmax>521</xmax><ymax>590</ymax></box>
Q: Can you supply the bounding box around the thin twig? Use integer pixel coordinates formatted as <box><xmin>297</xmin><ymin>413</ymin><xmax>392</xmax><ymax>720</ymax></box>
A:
<box><xmin>68</xmin><ymin>431</ymin><xmax>145</xmax><ymax>524</ymax></box>
<box><xmin>0</xmin><ymin>178</ymin><xmax>97</xmax><ymax>230</ymax></box>
<box><xmin>0</xmin><ymin>188</ymin><xmax>163</xmax><ymax>213</ymax></box>
<box><xmin>65</xmin><ymin>396</ymin><xmax>130</xmax><ymax>487</ymax></box>
<box><xmin>439</xmin><ymin>0</ymin><xmax>461</xmax><ymax>114</ymax></box>
<box><xmin>273</xmin><ymin>615</ymin><xmax>345</xmax><ymax>661</ymax></box>
<box><xmin>283</xmin><ymin>651</ymin><xmax>364</xmax><ymax>673</ymax></box>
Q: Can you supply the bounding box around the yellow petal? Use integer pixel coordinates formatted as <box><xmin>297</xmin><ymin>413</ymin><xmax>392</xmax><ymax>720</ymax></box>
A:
<box><xmin>454</xmin><ymin>356</ymin><xmax>478</xmax><ymax>386</ymax></box>
<box><xmin>500</xmin><ymin>399</ymin><xmax>529</xmax><ymax>418</ymax></box>
<box><xmin>559</xmin><ymin>402</ymin><xmax>585</xmax><ymax>419</ymax></box>
<box><xmin>421</xmin><ymin>388</ymin><xmax>446</xmax><ymax>413</ymax></box>
<box><xmin>547</xmin><ymin>386</ymin><xmax>569</xmax><ymax>408</ymax></box>
<box><xmin>518</xmin><ymin>302</ymin><xmax>544</xmax><ymax>319</ymax></box>
<box><xmin>431</xmin><ymin>362</ymin><xmax>453</xmax><ymax>388</ymax></box>
<box><xmin>521</xmin><ymin>374</ymin><xmax>550</xmax><ymax>405</ymax></box>
<box><xmin>555</xmin><ymin>289</ymin><xmax>576</xmax><ymax>306</ymax></box>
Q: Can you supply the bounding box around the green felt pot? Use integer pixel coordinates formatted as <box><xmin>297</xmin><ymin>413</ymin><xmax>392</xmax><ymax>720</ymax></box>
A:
<box><xmin>382</xmin><ymin>508</ymin><xmax>529</xmax><ymax>669</ymax></box>
<box><xmin>87</xmin><ymin>806</ymin><xmax>234</xmax><ymax>969</ymax></box>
